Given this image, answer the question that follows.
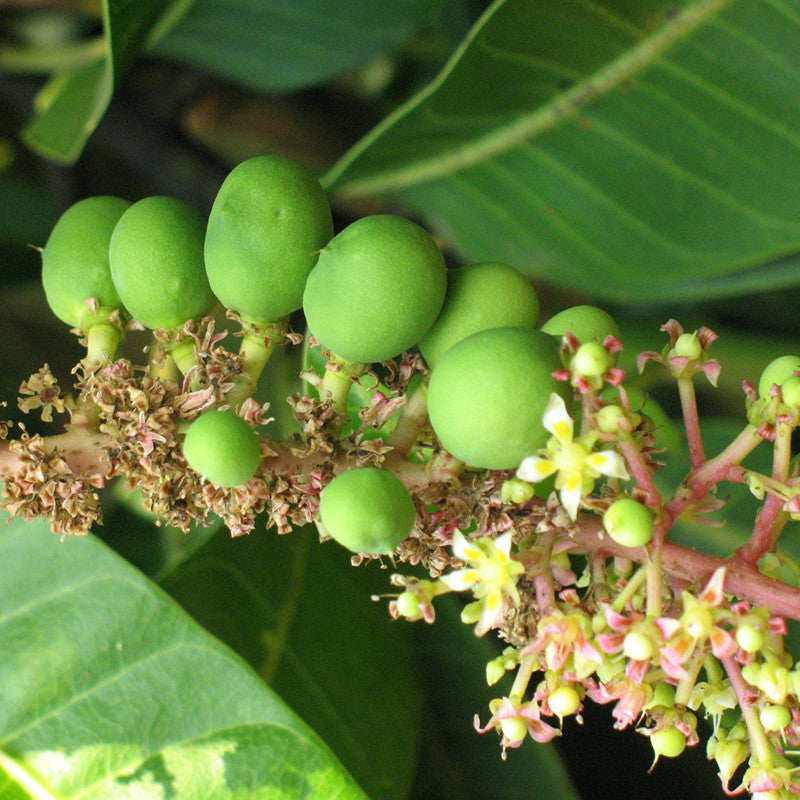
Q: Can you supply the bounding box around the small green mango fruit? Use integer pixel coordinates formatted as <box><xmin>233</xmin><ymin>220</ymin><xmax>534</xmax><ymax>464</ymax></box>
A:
<box><xmin>205</xmin><ymin>155</ymin><xmax>333</xmax><ymax>322</ymax></box>
<box><xmin>109</xmin><ymin>196</ymin><xmax>215</xmax><ymax>330</ymax></box>
<box><xmin>303</xmin><ymin>214</ymin><xmax>447</xmax><ymax>363</ymax></box>
<box><xmin>319</xmin><ymin>467</ymin><xmax>416</xmax><ymax>554</ymax></box>
<box><xmin>41</xmin><ymin>196</ymin><xmax>131</xmax><ymax>328</ymax></box>
<box><xmin>182</xmin><ymin>410</ymin><xmax>262</xmax><ymax>487</ymax></box>
<box><xmin>419</xmin><ymin>262</ymin><xmax>539</xmax><ymax>368</ymax></box>
<box><xmin>427</xmin><ymin>327</ymin><xmax>566</xmax><ymax>470</ymax></box>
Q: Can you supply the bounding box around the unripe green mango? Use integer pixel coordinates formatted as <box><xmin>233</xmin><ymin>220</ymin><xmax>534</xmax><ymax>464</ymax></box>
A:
<box><xmin>303</xmin><ymin>215</ymin><xmax>447</xmax><ymax>364</ymax></box>
<box><xmin>41</xmin><ymin>196</ymin><xmax>131</xmax><ymax>328</ymax></box>
<box><xmin>419</xmin><ymin>262</ymin><xmax>539</xmax><ymax>368</ymax></box>
<box><xmin>109</xmin><ymin>196</ymin><xmax>215</xmax><ymax>330</ymax></box>
<box><xmin>182</xmin><ymin>410</ymin><xmax>262</xmax><ymax>487</ymax></box>
<box><xmin>319</xmin><ymin>467</ymin><xmax>416</xmax><ymax>554</ymax></box>
<box><xmin>427</xmin><ymin>327</ymin><xmax>566</xmax><ymax>470</ymax></box>
<box><xmin>541</xmin><ymin>305</ymin><xmax>620</xmax><ymax>343</ymax></box>
<box><xmin>205</xmin><ymin>155</ymin><xmax>334</xmax><ymax>322</ymax></box>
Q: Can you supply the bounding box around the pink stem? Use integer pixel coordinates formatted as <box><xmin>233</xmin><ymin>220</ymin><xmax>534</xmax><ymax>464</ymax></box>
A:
<box><xmin>677</xmin><ymin>377</ymin><xmax>705</xmax><ymax>468</ymax></box>
<box><xmin>664</xmin><ymin>424</ymin><xmax>764</xmax><ymax>528</ymax></box>
<box><xmin>735</xmin><ymin>422</ymin><xmax>792</xmax><ymax>567</ymax></box>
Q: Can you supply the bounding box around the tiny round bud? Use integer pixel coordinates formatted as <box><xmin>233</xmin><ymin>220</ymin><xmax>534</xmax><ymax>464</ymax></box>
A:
<box><xmin>500</xmin><ymin>716</ymin><xmax>528</xmax><ymax>744</ymax></box>
<box><xmin>759</xmin><ymin>704</ymin><xmax>792</xmax><ymax>732</ymax></box>
<box><xmin>623</xmin><ymin>630</ymin><xmax>654</xmax><ymax>661</ymax></box>
<box><xmin>596</xmin><ymin>404</ymin><xmax>625</xmax><ymax>433</ymax></box>
<box><xmin>603</xmin><ymin>498</ymin><xmax>654</xmax><ymax>548</ymax></box>
<box><xmin>572</xmin><ymin>341</ymin><xmax>610</xmax><ymax>377</ymax></box>
<box><xmin>501</xmin><ymin>478</ymin><xmax>535</xmax><ymax>504</ymax></box>
<box><xmin>672</xmin><ymin>332</ymin><xmax>703</xmax><ymax>360</ymax></box>
<box><xmin>548</xmin><ymin>685</ymin><xmax>581</xmax><ymax>719</ymax></box>
<box><xmin>735</xmin><ymin>623</ymin><xmax>765</xmax><ymax>654</ymax></box>
<box><xmin>650</xmin><ymin>727</ymin><xmax>686</xmax><ymax>758</ymax></box>
<box><xmin>395</xmin><ymin>591</ymin><xmax>421</xmax><ymax>619</ymax></box>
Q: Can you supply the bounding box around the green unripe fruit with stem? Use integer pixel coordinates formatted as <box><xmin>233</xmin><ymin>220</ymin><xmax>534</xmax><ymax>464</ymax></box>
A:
<box><xmin>603</xmin><ymin>498</ymin><xmax>654</xmax><ymax>548</ymax></box>
<box><xmin>303</xmin><ymin>215</ymin><xmax>447</xmax><ymax>364</ymax></box>
<box><xmin>541</xmin><ymin>305</ymin><xmax>620</xmax><ymax>344</ymax></box>
<box><xmin>41</xmin><ymin>196</ymin><xmax>131</xmax><ymax>328</ymax></box>
<box><xmin>318</xmin><ymin>467</ymin><xmax>416</xmax><ymax>554</ymax></box>
<box><xmin>205</xmin><ymin>155</ymin><xmax>334</xmax><ymax>323</ymax></box>
<box><xmin>650</xmin><ymin>727</ymin><xmax>686</xmax><ymax>758</ymax></box>
<box><xmin>427</xmin><ymin>327</ymin><xmax>566</xmax><ymax>470</ymax></box>
<box><xmin>418</xmin><ymin>262</ymin><xmax>539</xmax><ymax>368</ymax></box>
<box><xmin>758</xmin><ymin>355</ymin><xmax>800</xmax><ymax>399</ymax></box>
<box><xmin>182</xmin><ymin>410</ymin><xmax>261</xmax><ymax>487</ymax></box>
<box><xmin>109</xmin><ymin>196</ymin><xmax>215</xmax><ymax>330</ymax></box>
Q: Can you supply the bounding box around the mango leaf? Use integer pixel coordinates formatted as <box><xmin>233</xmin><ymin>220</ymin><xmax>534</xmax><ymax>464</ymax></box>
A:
<box><xmin>326</xmin><ymin>0</ymin><xmax>800</xmax><ymax>302</ymax></box>
<box><xmin>155</xmin><ymin>0</ymin><xmax>445</xmax><ymax>92</ymax></box>
<box><xmin>22</xmin><ymin>0</ymin><xmax>193</xmax><ymax>164</ymax></box>
<box><xmin>162</xmin><ymin>525</ymin><xmax>421</xmax><ymax>800</ymax></box>
<box><xmin>0</xmin><ymin>513</ymin><xmax>370</xmax><ymax>799</ymax></box>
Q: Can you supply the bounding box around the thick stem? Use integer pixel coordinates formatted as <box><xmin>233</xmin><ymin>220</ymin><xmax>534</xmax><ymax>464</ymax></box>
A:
<box><xmin>167</xmin><ymin>338</ymin><xmax>197</xmax><ymax>376</ymax></box>
<box><xmin>386</xmin><ymin>382</ymin><xmax>429</xmax><ymax>457</ymax></box>
<box><xmin>85</xmin><ymin>322</ymin><xmax>122</xmax><ymax>364</ymax></box>
<box><xmin>677</xmin><ymin>377</ymin><xmax>705</xmax><ymax>468</ymax></box>
<box><xmin>319</xmin><ymin>366</ymin><xmax>353</xmax><ymax>418</ymax></box>
<box><xmin>237</xmin><ymin>318</ymin><xmax>288</xmax><ymax>387</ymax></box>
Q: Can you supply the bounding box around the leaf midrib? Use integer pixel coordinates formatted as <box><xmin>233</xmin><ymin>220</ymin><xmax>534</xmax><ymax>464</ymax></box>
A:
<box><xmin>325</xmin><ymin>0</ymin><xmax>736</xmax><ymax>197</ymax></box>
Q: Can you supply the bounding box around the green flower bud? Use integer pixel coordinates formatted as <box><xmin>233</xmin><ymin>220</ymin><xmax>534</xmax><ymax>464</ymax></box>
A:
<box><xmin>671</xmin><ymin>332</ymin><xmax>703</xmax><ymax>360</ymax></box>
<box><xmin>572</xmin><ymin>341</ymin><xmax>610</xmax><ymax>377</ymax></box>
<box><xmin>501</xmin><ymin>478</ymin><xmax>535</xmax><ymax>504</ymax></box>
<box><xmin>644</xmin><ymin>682</ymin><xmax>676</xmax><ymax>711</ymax></box>
<box><xmin>548</xmin><ymin>685</ymin><xmax>581</xmax><ymax>719</ymax></box>
<box><xmin>735</xmin><ymin>623</ymin><xmax>765</xmax><ymax>654</ymax></box>
<box><xmin>759</xmin><ymin>704</ymin><xmax>792</xmax><ymax>732</ymax></box>
<box><xmin>623</xmin><ymin>630</ymin><xmax>654</xmax><ymax>661</ymax></box>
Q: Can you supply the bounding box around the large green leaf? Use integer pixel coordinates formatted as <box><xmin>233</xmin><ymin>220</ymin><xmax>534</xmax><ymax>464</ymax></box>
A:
<box><xmin>326</xmin><ymin>0</ymin><xmax>800</xmax><ymax>302</ymax></box>
<box><xmin>22</xmin><ymin>0</ymin><xmax>193</xmax><ymax>164</ymax></box>
<box><xmin>0</xmin><ymin>513</ymin><xmax>370</xmax><ymax>799</ymax></box>
<box><xmin>155</xmin><ymin>0</ymin><xmax>444</xmax><ymax>92</ymax></box>
<box><xmin>163</xmin><ymin>525</ymin><xmax>421</xmax><ymax>800</ymax></box>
